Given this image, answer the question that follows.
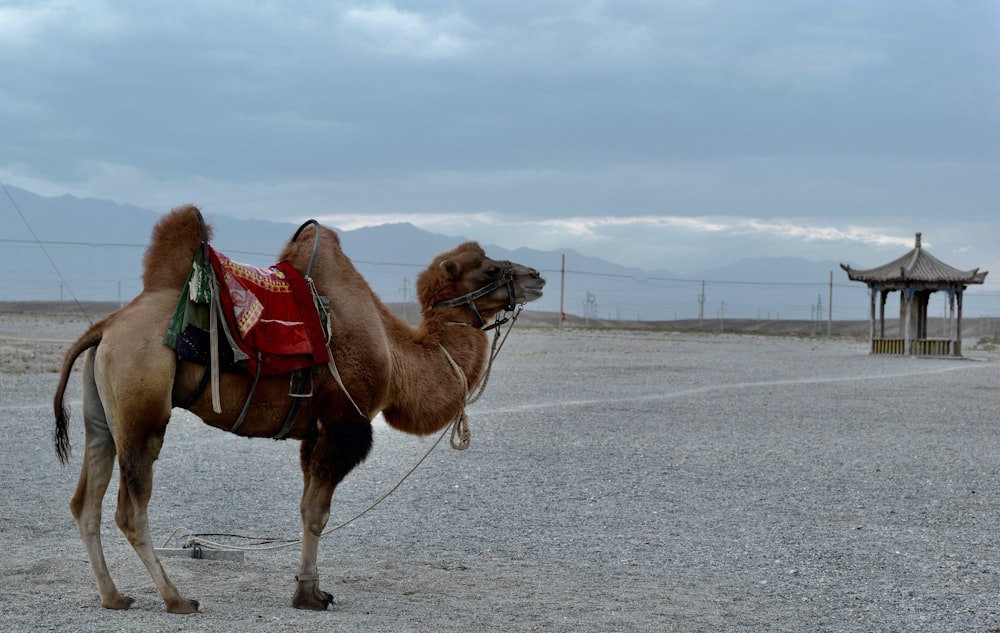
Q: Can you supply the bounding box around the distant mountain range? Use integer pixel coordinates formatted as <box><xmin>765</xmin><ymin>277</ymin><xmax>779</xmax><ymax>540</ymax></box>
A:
<box><xmin>0</xmin><ymin>185</ymin><xmax>906</xmax><ymax>320</ymax></box>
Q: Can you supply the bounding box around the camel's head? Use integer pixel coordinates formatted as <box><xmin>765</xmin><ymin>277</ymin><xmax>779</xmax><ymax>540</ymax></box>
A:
<box><xmin>419</xmin><ymin>241</ymin><xmax>545</xmax><ymax>327</ymax></box>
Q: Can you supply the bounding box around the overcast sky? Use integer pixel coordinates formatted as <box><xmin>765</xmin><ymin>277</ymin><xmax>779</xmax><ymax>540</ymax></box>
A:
<box><xmin>1</xmin><ymin>1</ymin><xmax>998</xmax><ymax>282</ymax></box>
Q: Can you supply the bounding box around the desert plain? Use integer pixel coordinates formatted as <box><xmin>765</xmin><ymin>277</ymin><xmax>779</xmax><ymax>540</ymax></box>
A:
<box><xmin>1</xmin><ymin>305</ymin><xmax>999</xmax><ymax>632</ymax></box>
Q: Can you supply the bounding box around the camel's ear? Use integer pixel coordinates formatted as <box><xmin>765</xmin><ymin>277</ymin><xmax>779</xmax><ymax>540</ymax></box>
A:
<box><xmin>439</xmin><ymin>259</ymin><xmax>460</xmax><ymax>280</ymax></box>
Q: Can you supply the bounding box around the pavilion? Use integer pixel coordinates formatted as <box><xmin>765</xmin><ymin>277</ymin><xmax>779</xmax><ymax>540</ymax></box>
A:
<box><xmin>840</xmin><ymin>233</ymin><xmax>988</xmax><ymax>357</ymax></box>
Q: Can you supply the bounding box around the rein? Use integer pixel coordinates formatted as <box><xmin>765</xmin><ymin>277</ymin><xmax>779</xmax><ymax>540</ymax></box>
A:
<box><xmin>281</xmin><ymin>219</ymin><xmax>369</xmax><ymax>434</ymax></box>
<box><xmin>432</xmin><ymin>259</ymin><xmax>525</xmax><ymax>447</ymax></box>
<box><xmin>439</xmin><ymin>303</ymin><xmax>525</xmax><ymax>449</ymax></box>
<box><xmin>292</xmin><ymin>219</ymin><xmax>321</xmax><ymax>277</ymax></box>
<box><xmin>273</xmin><ymin>219</ymin><xmax>324</xmax><ymax>438</ymax></box>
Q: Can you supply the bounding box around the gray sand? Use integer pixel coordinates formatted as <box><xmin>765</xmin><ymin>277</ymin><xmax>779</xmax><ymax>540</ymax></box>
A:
<box><xmin>2</xmin><ymin>316</ymin><xmax>999</xmax><ymax>632</ymax></box>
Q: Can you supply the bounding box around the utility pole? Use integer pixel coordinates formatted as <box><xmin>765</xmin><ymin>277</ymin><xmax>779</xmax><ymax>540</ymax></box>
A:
<box><xmin>698</xmin><ymin>280</ymin><xmax>705</xmax><ymax>326</ymax></box>
<box><xmin>559</xmin><ymin>254</ymin><xmax>566</xmax><ymax>327</ymax></box>
<box><xmin>400</xmin><ymin>277</ymin><xmax>409</xmax><ymax>322</ymax></box>
<box><xmin>583</xmin><ymin>291</ymin><xmax>597</xmax><ymax>325</ymax></box>
<box><xmin>814</xmin><ymin>293</ymin><xmax>823</xmax><ymax>332</ymax></box>
<box><xmin>828</xmin><ymin>270</ymin><xmax>833</xmax><ymax>336</ymax></box>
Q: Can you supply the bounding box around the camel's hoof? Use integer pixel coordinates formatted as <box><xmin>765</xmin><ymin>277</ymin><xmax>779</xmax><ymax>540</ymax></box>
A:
<box><xmin>101</xmin><ymin>594</ymin><xmax>136</xmax><ymax>610</ymax></box>
<box><xmin>166</xmin><ymin>598</ymin><xmax>202</xmax><ymax>614</ymax></box>
<box><xmin>292</xmin><ymin>589</ymin><xmax>334</xmax><ymax>611</ymax></box>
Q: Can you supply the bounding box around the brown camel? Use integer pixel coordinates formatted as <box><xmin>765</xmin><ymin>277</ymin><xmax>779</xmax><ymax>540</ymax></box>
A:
<box><xmin>52</xmin><ymin>204</ymin><xmax>545</xmax><ymax>613</ymax></box>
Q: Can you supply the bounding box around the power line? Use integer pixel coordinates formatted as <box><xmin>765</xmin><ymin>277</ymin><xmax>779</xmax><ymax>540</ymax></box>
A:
<box><xmin>2</xmin><ymin>182</ymin><xmax>93</xmax><ymax>321</ymax></box>
<box><xmin>0</xmin><ymin>237</ymin><xmax>434</xmax><ymax>269</ymax></box>
<box><xmin>0</xmin><ymin>237</ymin><xmax>147</xmax><ymax>249</ymax></box>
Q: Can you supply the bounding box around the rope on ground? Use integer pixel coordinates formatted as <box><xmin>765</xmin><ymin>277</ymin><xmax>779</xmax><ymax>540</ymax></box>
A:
<box><xmin>161</xmin><ymin>305</ymin><xmax>524</xmax><ymax>554</ymax></box>
<box><xmin>162</xmin><ymin>420</ymin><xmax>455</xmax><ymax>553</ymax></box>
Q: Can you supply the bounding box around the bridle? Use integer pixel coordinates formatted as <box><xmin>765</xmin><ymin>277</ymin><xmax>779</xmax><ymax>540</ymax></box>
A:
<box><xmin>433</xmin><ymin>260</ymin><xmax>519</xmax><ymax>330</ymax></box>
<box><xmin>434</xmin><ymin>259</ymin><xmax>527</xmax><ymax>449</ymax></box>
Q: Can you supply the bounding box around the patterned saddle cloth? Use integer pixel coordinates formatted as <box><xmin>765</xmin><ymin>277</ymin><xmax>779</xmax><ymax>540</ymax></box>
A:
<box><xmin>165</xmin><ymin>246</ymin><xmax>331</xmax><ymax>377</ymax></box>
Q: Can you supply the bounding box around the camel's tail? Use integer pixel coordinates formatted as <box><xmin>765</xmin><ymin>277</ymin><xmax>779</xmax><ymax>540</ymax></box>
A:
<box><xmin>53</xmin><ymin>317</ymin><xmax>108</xmax><ymax>465</ymax></box>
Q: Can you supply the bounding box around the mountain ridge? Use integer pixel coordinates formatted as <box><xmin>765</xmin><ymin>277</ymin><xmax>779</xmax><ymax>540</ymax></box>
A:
<box><xmin>0</xmin><ymin>186</ymin><xmax>884</xmax><ymax>319</ymax></box>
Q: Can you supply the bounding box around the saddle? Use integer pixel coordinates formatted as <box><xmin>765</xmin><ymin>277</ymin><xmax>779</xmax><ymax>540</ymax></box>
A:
<box><xmin>211</xmin><ymin>248</ymin><xmax>331</xmax><ymax>375</ymax></box>
<box><xmin>165</xmin><ymin>246</ymin><xmax>330</xmax><ymax>378</ymax></box>
<box><xmin>163</xmin><ymin>214</ymin><xmax>366</xmax><ymax>435</ymax></box>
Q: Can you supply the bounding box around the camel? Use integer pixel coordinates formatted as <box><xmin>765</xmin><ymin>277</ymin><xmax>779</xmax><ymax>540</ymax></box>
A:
<box><xmin>52</xmin><ymin>204</ymin><xmax>545</xmax><ymax>613</ymax></box>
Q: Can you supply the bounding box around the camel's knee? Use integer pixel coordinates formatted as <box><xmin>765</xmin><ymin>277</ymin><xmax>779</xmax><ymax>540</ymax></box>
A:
<box><xmin>114</xmin><ymin>494</ymin><xmax>135</xmax><ymax>535</ymax></box>
<box><xmin>299</xmin><ymin>479</ymin><xmax>333</xmax><ymax>537</ymax></box>
<box><xmin>69</xmin><ymin>468</ymin><xmax>88</xmax><ymax>521</ymax></box>
<box><xmin>114</xmin><ymin>462</ymin><xmax>155</xmax><ymax>536</ymax></box>
<box><xmin>298</xmin><ymin>420</ymin><xmax>372</xmax><ymax>537</ymax></box>
<box><xmin>301</xmin><ymin>505</ymin><xmax>331</xmax><ymax>537</ymax></box>
<box><xmin>304</xmin><ymin>519</ymin><xmax>328</xmax><ymax>539</ymax></box>
<box><xmin>69</xmin><ymin>486</ymin><xmax>92</xmax><ymax>524</ymax></box>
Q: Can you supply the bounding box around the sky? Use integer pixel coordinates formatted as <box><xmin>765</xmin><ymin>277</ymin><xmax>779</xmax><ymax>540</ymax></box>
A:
<box><xmin>1</xmin><ymin>0</ymin><xmax>999</xmax><ymax>283</ymax></box>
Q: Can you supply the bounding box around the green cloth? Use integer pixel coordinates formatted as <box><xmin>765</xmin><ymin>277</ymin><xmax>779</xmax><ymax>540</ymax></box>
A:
<box><xmin>164</xmin><ymin>248</ymin><xmax>248</xmax><ymax>366</ymax></box>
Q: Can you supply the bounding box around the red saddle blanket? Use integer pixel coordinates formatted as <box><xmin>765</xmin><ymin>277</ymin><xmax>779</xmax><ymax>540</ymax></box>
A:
<box><xmin>209</xmin><ymin>247</ymin><xmax>331</xmax><ymax>376</ymax></box>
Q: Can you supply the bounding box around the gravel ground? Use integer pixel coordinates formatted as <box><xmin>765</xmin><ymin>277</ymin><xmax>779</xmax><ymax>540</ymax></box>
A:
<box><xmin>2</xmin><ymin>317</ymin><xmax>1000</xmax><ymax>632</ymax></box>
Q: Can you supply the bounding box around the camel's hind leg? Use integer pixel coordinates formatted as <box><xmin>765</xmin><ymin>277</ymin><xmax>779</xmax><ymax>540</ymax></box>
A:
<box><xmin>69</xmin><ymin>349</ymin><xmax>134</xmax><ymax>610</ymax></box>
<box><xmin>112</xmin><ymin>443</ymin><xmax>201</xmax><ymax>614</ymax></box>
<box><xmin>93</xmin><ymin>347</ymin><xmax>201</xmax><ymax>614</ymax></box>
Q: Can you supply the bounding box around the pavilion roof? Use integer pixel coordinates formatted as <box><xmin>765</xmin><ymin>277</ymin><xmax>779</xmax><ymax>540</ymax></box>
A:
<box><xmin>840</xmin><ymin>233</ymin><xmax>988</xmax><ymax>285</ymax></box>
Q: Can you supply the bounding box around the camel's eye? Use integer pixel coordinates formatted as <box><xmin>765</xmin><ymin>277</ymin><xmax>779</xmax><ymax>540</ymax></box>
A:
<box><xmin>485</xmin><ymin>265</ymin><xmax>501</xmax><ymax>278</ymax></box>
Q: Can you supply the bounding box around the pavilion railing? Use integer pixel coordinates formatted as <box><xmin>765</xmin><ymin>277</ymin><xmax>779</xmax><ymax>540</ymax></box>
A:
<box><xmin>871</xmin><ymin>338</ymin><xmax>957</xmax><ymax>356</ymax></box>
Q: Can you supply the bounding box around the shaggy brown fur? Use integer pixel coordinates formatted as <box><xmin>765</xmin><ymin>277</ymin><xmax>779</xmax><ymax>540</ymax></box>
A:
<box><xmin>52</xmin><ymin>204</ymin><xmax>544</xmax><ymax>613</ymax></box>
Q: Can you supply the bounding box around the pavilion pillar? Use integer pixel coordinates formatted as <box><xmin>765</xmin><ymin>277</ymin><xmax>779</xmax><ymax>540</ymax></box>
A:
<box><xmin>955</xmin><ymin>290</ymin><xmax>964</xmax><ymax>356</ymax></box>
<box><xmin>947</xmin><ymin>288</ymin><xmax>957</xmax><ymax>351</ymax></box>
<box><xmin>903</xmin><ymin>287</ymin><xmax>913</xmax><ymax>356</ymax></box>
<box><xmin>867</xmin><ymin>287</ymin><xmax>876</xmax><ymax>353</ymax></box>
<box><xmin>878</xmin><ymin>289</ymin><xmax>887</xmax><ymax>338</ymax></box>
<box><xmin>916</xmin><ymin>290</ymin><xmax>929</xmax><ymax>340</ymax></box>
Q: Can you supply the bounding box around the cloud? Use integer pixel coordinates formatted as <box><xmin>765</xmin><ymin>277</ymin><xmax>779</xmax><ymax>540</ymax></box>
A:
<box><xmin>0</xmin><ymin>0</ymin><xmax>122</xmax><ymax>47</ymax></box>
<box><xmin>339</xmin><ymin>4</ymin><xmax>477</xmax><ymax>59</ymax></box>
<box><xmin>311</xmin><ymin>210</ymin><xmax>917</xmax><ymax>262</ymax></box>
<box><xmin>1</xmin><ymin>1</ymin><xmax>997</xmax><ymax>289</ymax></box>
<box><xmin>0</xmin><ymin>3</ymin><xmax>63</xmax><ymax>45</ymax></box>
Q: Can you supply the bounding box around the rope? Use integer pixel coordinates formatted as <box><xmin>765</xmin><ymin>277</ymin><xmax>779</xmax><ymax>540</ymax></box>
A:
<box><xmin>163</xmin><ymin>418</ymin><xmax>456</xmax><ymax>552</ymax></box>
<box><xmin>162</xmin><ymin>304</ymin><xmax>525</xmax><ymax>554</ymax></box>
<box><xmin>469</xmin><ymin>305</ymin><xmax>522</xmax><ymax>405</ymax></box>
<box><xmin>438</xmin><ymin>343</ymin><xmax>472</xmax><ymax>450</ymax></box>
<box><xmin>440</xmin><ymin>304</ymin><xmax>523</xmax><ymax>449</ymax></box>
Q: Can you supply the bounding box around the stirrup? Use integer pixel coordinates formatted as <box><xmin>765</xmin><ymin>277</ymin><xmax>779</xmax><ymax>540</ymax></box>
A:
<box><xmin>288</xmin><ymin>370</ymin><xmax>314</xmax><ymax>398</ymax></box>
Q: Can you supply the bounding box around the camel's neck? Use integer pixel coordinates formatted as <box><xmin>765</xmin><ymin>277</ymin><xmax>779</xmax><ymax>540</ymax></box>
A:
<box><xmin>430</xmin><ymin>318</ymin><xmax>491</xmax><ymax>385</ymax></box>
<box><xmin>380</xmin><ymin>314</ymin><xmax>489</xmax><ymax>436</ymax></box>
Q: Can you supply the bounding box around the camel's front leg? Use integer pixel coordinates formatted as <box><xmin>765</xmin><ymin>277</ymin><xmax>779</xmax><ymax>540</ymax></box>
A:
<box><xmin>294</xmin><ymin>482</ymin><xmax>336</xmax><ymax>610</ymax></box>
<box><xmin>293</xmin><ymin>439</ymin><xmax>336</xmax><ymax>610</ymax></box>
<box><xmin>293</xmin><ymin>420</ymin><xmax>373</xmax><ymax>610</ymax></box>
